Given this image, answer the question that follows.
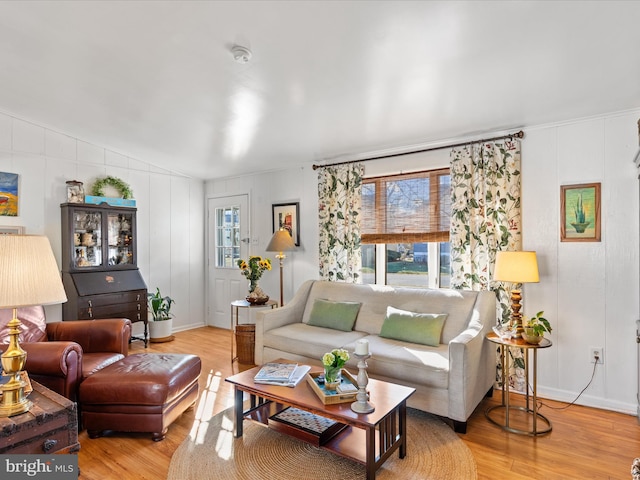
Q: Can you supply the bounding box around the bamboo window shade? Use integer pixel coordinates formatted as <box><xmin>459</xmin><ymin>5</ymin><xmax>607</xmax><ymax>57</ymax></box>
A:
<box><xmin>361</xmin><ymin>168</ymin><xmax>450</xmax><ymax>244</ymax></box>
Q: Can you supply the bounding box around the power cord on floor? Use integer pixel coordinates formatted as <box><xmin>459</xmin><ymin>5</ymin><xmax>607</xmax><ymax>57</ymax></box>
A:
<box><xmin>532</xmin><ymin>357</ymin><xmax>599</xmax><ymax>411</ymax></box>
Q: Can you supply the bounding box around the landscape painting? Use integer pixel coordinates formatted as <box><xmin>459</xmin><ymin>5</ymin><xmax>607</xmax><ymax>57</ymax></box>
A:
<box><xmin>0</xmin><ymin>172</ymin><xmax>18</xmax><ymax>217</ymax></box>
<box><xmin>560</xmin><ymin>182</ymin><xmax>601</xmax><ymax>242</ymax></box>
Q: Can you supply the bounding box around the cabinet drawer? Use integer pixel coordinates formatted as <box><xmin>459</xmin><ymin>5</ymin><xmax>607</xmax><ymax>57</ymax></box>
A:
<box><xmin>3</xmin><ymin>426</ymin><xmax>80</xmax><ymax>454</ymax></box>
<box><xmin>78</xmin><ymin>304</ymin><xmax>146</xmax><ymax>322</ymax></box>
<box><xmin>78</xmin><ymin>290</ymin><xmax>145</xmax><ymax>308</ymax></box>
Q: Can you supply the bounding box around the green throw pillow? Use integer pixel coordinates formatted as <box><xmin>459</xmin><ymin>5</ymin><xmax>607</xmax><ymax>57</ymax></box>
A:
<box><xmin>379</xmin><ymin>306</ymin><xmax>447</xmax><ymax>347</ymax></box>
<box><xmin>306</xmin><ymin>299</ymin><xmax>361</xmax><ymax>332</ymax></box>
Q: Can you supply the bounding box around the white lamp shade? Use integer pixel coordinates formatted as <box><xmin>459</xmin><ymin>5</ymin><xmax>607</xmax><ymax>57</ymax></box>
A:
<box><xmin>494</xmin><ymin>251</ymin><xmax>539</xmax><ymax>283</ymax></box>
<box><xmin>265</xmin><ymin>229</ymin><xmax>296</xmax><ymax>252</ymax></box>
<box><xmin>0</xmin><ymin>235</ymin><xmax>67</xmax><ymax>308</ymax></box>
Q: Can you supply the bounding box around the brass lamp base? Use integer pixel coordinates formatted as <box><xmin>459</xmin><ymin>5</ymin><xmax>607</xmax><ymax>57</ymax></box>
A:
<box><xmin>0</xmin><ymin>379</ymin><xmax>32</xmax><ymax>417</ymax></box>
<box><xmin>0</xmin><ymin>308</ymin><xmax>33</xmax><ymax>417</ymax></box>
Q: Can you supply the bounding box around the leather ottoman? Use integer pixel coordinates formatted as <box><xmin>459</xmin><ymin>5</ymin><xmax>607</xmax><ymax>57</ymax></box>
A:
<box><xmin>79</xmin><ymin>353</ymin><xmax>201</xmax><ymax>441</ymax></box>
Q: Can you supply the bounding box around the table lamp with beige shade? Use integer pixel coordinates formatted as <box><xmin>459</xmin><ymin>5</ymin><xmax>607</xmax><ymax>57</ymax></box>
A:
<box><xmin>493</xmin><ymin>251</ymin><xmax>539</xmax><ymax>338</ymax></box>
<box><xmin>0</xmin><ymin>235</ymin><xmax>67</xmax><ymax>416</ymax></box>
<box><xmin>265</xmin><ymin>229</ymin><xmax>296</xmax><ymax>307</ymax></box>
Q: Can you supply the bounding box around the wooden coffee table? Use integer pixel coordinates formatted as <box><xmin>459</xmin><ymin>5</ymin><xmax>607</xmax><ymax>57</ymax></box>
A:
<box><xmin>225</xmin><ymin>362</ymin><xmax>415</xmax><ymax>480</ymax></box>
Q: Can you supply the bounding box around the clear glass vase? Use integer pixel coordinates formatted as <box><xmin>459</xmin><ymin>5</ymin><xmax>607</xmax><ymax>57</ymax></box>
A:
<box><xmin>324</xmin><ymin>366</ymin><xmax>342</xmax><ymax>391</ymax></box>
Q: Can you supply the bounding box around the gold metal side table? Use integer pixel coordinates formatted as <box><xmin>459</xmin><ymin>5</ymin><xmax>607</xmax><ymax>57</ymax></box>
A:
<box><xmin>485</xmin><ymin>332</ymin><xmax>552</xmax><ymax>436</ymax></box>
<box><xmin>230</xmin><ymin>299</ymin><xmax>278</xmax><ymax>364</ymax></box>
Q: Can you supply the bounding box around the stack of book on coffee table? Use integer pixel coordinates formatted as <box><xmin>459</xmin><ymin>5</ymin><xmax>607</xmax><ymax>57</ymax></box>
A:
<box><xmin>253</xmin><ymin>362</ymin><xmax>310</xmax><ymax>387</ymax></box>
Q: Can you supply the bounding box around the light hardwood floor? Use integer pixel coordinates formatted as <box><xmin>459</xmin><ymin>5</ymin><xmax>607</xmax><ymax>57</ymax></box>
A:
<box><xmin>76</xmin><ymin>326</ymin><xmax>639</xmax><ymax>479</ymax></box>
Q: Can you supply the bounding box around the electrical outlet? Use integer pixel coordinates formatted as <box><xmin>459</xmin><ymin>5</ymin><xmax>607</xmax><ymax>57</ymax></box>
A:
<box><xmin>590</xmin><ymin>347</ymin><xmax>604</xmax><ymax>364</ymax></box>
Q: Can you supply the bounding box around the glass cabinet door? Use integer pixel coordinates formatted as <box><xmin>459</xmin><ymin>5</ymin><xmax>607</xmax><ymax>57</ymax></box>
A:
<box><xmin>73</xmin><ymin>210</ymin><xmax>103</xmax><ymax>268</ymax></box>
<box><xmin>107</xmin><ymin>212</ymin><xmax>134</xmax><ymax>266</ymax></box>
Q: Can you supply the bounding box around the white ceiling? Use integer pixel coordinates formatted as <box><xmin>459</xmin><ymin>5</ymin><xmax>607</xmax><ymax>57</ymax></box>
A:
<box><xmin>1</xmin><ymin>1</ymin><xmax>639</xmax><ymax>180</ymax></box>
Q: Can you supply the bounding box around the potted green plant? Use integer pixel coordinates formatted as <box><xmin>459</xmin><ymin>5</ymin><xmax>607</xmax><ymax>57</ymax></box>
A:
<box><xmin>522</xmin><ymin>311</ymin><xmax>552</xmax><ymax>344</ymax></box>
<box><xmin>147</xmin><ymin>288</ymin><xmax>175</xmax><ymax>342</ymax></box>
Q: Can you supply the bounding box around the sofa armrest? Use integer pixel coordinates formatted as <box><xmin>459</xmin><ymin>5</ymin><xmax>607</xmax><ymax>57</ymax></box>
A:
<box><xmin>254</xmin><ymin>280</ymin><xmax>315</xmax><ymax>364</ymax></box>
<box><xmin>23</xmin><ymin>341</ymin><xmax>83</xmax><ymax>400</ymax></box>
<box><xmin>23</xmin><ymin>341</ymin><xmax>82</xmax><ymax>377</ymax></box>
<box><xmin>46</xmin><ymin>318</ymin><xmax>132</xmax><ymax>355</ymax></box>
<box><xmin>447</xmin><ymin>291</ymin><xmax>496</xmax><ymax>422</ymax></box>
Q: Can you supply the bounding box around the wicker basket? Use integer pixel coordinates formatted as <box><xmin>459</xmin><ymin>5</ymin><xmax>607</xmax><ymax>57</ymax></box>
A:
<box><xmin>235</xmin><ymin>324</ymin><xmax>255</xmax><ymax>365</ymax></box>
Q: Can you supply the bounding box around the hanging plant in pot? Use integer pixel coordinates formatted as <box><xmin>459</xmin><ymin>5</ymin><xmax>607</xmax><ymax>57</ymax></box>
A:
<box><xmin>147</xmin><ymin>288</ymin><xmax>175</xmax><ymax>343</ymax></box>
<box><xmin>522</xmin><ymin>311</ymin><xmax>552</xmax><ymax>345</ymax></box>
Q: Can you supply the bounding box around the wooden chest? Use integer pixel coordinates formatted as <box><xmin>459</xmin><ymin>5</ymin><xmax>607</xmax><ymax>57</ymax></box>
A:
<box><xmin>0</xmin><ymin>381</ymin><xmax>80</xmax><ymax>454</ymax></box>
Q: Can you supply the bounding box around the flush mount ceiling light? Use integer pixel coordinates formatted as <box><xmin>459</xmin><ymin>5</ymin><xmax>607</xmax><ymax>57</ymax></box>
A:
<box><xmin>231</xmin><ymin>45</ymin><xmax>252</xmax><ymax>64</ymax></box>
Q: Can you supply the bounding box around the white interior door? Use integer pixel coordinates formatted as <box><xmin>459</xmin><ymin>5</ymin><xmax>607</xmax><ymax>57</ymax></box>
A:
<box><xmin>207</xmin><ymin>194</ymin><xmax>249</xmax><ymax>329</ymax></box>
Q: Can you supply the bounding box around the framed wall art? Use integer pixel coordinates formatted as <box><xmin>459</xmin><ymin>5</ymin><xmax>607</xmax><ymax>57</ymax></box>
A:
<box><xmin>0</xmin><ymin>171</ymin><xmax>18</xmax><ymax>217</ymax></box>
<box><xmin>560</xmin><ymin>182</ymin><xmax>601</xmax><ymax>242</ymax></box>
<box><xmin>272</xmin><ymin>202</ymin><xmax>300</xmax><ymax>246</ymax></box>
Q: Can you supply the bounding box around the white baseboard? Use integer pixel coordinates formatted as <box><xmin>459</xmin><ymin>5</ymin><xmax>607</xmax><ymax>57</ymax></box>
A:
<box><xmin>534</xmin><ymin>385</ymin><xmax>636</xmax><ymax>416</ymax></box>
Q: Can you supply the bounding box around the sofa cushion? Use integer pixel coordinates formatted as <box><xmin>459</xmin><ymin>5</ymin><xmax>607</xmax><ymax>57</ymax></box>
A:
<box><xmin>379</xmin><ymin>306</ymin><xmax>447</xmax><ymax>347</ymax></box>
<box><xmin>306</xmin><ymin>298</ymin><xmax>361</xmax><ymax>331</ymax></box>
<box><xmin>343</xmin><ymin>334</ymin><xmax>450</xmax><ymax>389</ymax></box>
<box><xmin>263</xmin><ymin>323</ymin><xmax>367</xmax><ymax>361</ymax></box>
<box><xmin>0</xmin><ymin>306</ymin><xmax>47</xmax><ymax>343</ymax></box>
<box><xmin>300</xmin><ymin>281</ymin><xmax>479</xmax><ymax>343</ymax></box>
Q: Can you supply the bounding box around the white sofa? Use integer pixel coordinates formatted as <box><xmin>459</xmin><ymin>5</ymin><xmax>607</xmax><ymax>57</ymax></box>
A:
<box><xmin>255</xmin><ymin>280</ymin><xmax>496</xmax><ymax>432</ymax></box>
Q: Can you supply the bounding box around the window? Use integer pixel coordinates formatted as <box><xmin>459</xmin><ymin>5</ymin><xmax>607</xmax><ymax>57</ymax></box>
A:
<box><xmin>215</xmin><ymin>205</ymin><xmax>241</xmax><ymax>268</ymax></box>
<box><xmin>361</xmin><ymin>169</ymin><xmax>451</xmax><ymax>288</ymax></box>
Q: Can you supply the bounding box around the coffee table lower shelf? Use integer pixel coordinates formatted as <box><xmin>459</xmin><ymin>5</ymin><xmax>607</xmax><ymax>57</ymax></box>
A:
<box><xmin>242</xmin><ymin>399</ymin><xmax>399</xmax><ymax>471</ymax></box>
<box><xmin>226</xmin><ymin>362</ymin><xmax>415</xmax><ymax>480</ymax></box>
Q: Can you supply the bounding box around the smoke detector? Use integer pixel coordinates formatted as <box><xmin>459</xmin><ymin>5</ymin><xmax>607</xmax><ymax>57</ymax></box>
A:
<box><xmin>231</xmin><ymin>45</ymin><xmax>252</xmax><ymax>64</ymax></box>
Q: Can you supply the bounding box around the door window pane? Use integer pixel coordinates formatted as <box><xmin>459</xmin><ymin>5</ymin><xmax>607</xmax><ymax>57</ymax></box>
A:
<box><xmin>215</xmin><ymin>205</ymin><xmax>241</xmax><ymax>268</ymax></box>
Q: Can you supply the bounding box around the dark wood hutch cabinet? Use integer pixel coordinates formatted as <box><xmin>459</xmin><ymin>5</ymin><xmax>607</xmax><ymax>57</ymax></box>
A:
<box><xmin>60</xmin><ymin>202</ymin><xmax>148</xmax><ymax>346</ymax></box>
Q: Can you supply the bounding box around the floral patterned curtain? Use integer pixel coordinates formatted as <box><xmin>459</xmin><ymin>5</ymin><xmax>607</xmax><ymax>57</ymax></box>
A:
<box><xmin>318</xmin><ymin>163</ymin><xmax>364</xmax><ymax>282</ymax></box>
<box><xmin>449</xmin><ymin>139</ymin><xmax>523</xmax><ymax>389</ymax></box>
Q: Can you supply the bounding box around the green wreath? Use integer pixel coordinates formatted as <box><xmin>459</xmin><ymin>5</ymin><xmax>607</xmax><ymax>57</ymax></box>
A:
<box><xmin>91</xmin><ymin>176</ymin><xmax>134</xmax><ymax>199</ymax></box>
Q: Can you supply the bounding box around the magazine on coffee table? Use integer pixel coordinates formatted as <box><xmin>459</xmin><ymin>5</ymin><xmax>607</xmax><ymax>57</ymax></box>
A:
<box><xmin>254</xmin><ymin>363</ymin><xmax>310</xmax><ymax>387</ymax></box>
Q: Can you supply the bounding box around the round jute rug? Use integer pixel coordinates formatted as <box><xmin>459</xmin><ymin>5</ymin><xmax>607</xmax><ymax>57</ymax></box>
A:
<box><xmin>168</xmin><ymin>407</ymin><xmax>476</xmax><ymax>480</ymax></box>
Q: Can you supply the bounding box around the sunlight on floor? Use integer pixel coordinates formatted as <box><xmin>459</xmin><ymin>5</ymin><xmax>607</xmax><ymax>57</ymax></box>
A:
<box><xmin>185</xmin><ymin>369</ymin><xmax>237</xmax><ymax>460</ymax></box>
<box><xmin>189</xmin><ymin>369</ymin><xmax>222</xmax><ymax>445</ymax></box>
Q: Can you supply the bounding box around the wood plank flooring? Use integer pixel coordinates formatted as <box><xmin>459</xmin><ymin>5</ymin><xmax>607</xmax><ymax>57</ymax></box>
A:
<box><xmin>76</xmin><ymin>326</ymin><xmax>639</xmax><ymax>479</ymax></box>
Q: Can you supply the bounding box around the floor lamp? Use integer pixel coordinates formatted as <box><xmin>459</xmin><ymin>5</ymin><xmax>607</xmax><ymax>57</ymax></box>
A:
<box><xmin>0</xmin><ymin>235</ymin><xmax>68</xmax><ymax>417</ymax></box>
<box><xmin>493</xmin><ymin>251</ymin><xmax>539</xmax><ymax>338</ymax></box>
<box><xmin>265</xmin><ymin>229</ymin><xmax>296</xmax><ymax>307</ymax></box>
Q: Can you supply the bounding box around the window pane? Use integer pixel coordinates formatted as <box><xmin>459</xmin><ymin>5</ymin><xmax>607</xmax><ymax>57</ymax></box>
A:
<box><xmin>386</xmin><ymin>178</ymin><xmax>430</xmax><ymax>234</ymax></box>
<box><xmin>386</xmin><ymin>243</ymin><xmax>429</xmax><ymax>287</ymax></box>
<box><xmin>439</xmin><ymin>175</ymin><xmax>451</xmax><ymax>231</ymax></box>
<box><xmin>361</xmin><ymin>244</ymin><xmax>376</xmax><ymax>284</ymax></box>
<box><xmin>439</xmin><ymin>242</ymin><xmax>450</xmax><ymax>288</ymax></box>
<box><xmin>361</xmin><ymin>183</ymin><xmax>376</xmax><ymax>234</ymax></box>
<box><xmin>215</xmin><ymin>205</ymin><xmax>241</xmax><ymax>268</ymax></box>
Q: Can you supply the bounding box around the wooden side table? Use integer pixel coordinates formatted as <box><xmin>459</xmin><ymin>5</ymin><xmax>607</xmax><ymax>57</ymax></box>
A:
<box><xmin>485</xmin><ymin>332</ymin><xmax>552</xmax><ymax>436</ymax></box>
<box><xmin>230</xmin><ymin>299</ymin><xmax>278</xmax><ymax>364</ymax></box>
<box><xmin>0</xmin><ymin>380</ymin><xmax>80</xmax><ymax>454</ymax></box>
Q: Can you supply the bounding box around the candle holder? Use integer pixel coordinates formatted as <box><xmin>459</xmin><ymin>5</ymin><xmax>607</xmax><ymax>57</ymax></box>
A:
<box><xmin>351</xmin><ymin>353</ymin><xmax>375</xmax><ymax>414</ymax></box>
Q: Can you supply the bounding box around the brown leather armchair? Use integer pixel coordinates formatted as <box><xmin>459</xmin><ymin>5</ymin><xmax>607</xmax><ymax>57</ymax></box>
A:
<box><xmin>0</xmin><ymin>306</ymin><xmax>132</xmax><ymax>401</ymax></box>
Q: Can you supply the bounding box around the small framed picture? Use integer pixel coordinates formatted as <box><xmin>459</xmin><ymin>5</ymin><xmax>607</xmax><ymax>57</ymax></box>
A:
<box><xmin>560</xmin><ymin>183</ymin><xmax>601</xmax><ymax>242</ymax></box>
<box><xmin>272</xmin><ymin>202</ymin><xmax>300</xmax><ymax>246</ymax></box>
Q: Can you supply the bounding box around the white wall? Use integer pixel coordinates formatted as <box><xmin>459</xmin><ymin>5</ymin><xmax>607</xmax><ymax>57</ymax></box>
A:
<box><xmin>0</xmin><ymin>112</ymin><xmax>205</xmax><ymax>338</ymax></box>
<box><xmin>524</xmin><ymin>109</ymin><xmax>639</xmax><ymax>414</ymax></box>
<box><xmin>207</xmin><ymin>109</ymin><xmax>640</xmax><ymax>415</ymax></box>
<box><xmin>205</xmin><ymin>166</ymin><xmax>320</xmax><ymax>306</ymax></box>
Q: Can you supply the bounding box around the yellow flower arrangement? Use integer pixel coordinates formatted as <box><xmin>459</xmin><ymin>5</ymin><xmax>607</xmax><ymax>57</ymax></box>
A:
<box><xmin>237</xmin><ymin>256</ymin><xmax>272</xmax><ymax>292</ymax></box>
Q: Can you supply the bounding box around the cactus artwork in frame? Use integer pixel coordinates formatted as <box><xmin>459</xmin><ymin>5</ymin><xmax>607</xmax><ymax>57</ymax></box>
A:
<box><xmin>560</xmin><ymin>183</ymin><xmax>601</xmax><ymax>242</ymax></box>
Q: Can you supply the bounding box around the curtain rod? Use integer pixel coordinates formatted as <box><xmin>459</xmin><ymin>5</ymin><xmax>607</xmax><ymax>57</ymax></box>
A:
<box><xmin>312</xmin><ymin>130</ymin><xmax>524</xmax><ymax>170</ymax></box>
